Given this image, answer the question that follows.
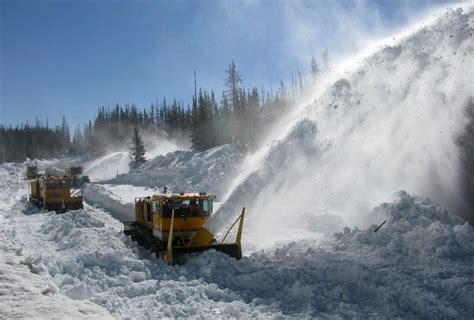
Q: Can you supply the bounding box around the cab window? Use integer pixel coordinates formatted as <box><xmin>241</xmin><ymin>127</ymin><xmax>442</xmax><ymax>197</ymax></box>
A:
<box><xmin>46</xmin><ymin>179</ymin><xmax>71</xmax><ymax>189</ymax></box>
<box><xmin>145</xmin><ymin>202</ymin><xmax>152</xmax><ymax>222</ymax></box>
<box><xmin>152</xmin><ymin>201</ymin><xmax>159</xmax><ymax>213</ymax></box>
<box><xmin>199</xmin><ymin>200</ymin><xmax>211</xmax><ymax>217</ymax></box>
<box><xmin>161</xmin><ymin>198</ymin><xmax>212</xmax><ymax>217</ymax></box>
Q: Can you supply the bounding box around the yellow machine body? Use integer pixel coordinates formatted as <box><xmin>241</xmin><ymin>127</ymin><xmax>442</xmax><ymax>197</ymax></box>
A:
<box><xmin>28</xmin><ymin>167</ymin><xmax>84</xmax><ymax>212</ymax></box>
<box><xmin>135</xmin><ymin>194</ymin><xmax>212</xmax><ymax>242</ymax></box>
<box><xmin>126</xmin><ymin>193</ymin><xmax>245</xmax><ymax>265</ymax></box>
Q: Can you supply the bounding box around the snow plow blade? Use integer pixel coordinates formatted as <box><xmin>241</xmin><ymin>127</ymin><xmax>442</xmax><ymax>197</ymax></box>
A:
<box><xmin>169</xmin><ymin>243</ymin><xmax>242</xmax><ymax>261</ymax></box>
<box><xmin>164</xmin><ymin>208</ymin><xmax>245</xmax><ymax>265</ymax></box>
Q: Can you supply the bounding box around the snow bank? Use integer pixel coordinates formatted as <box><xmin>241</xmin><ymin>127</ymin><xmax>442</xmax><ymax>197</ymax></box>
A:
<box><xmin>108</xmin><ymin>144</ymin><xmax>244</xmax><ymax>198</ymax></box>
<box><xmin>0</xmin><ymin>164</ymin><xmax>113</xmax><ymax>319</ymax></box>
<box><xmin>337</xmin><ymin>191</ymin><xmax>474</xmax><ymax>261</ymax></box>
<box><xmin>187</xmin><ymin>192</ymin><xmax>474</xmax><ymax>318</ymax></box>
<box><xmin>0</xmin><ymin>238</ymin><xmax>112</xmax><ymax>319</ymax></box>
<box><xmin>84</xmin><ymin>184</ymin><xmax>160</xmax><ymax>221</ymax></box>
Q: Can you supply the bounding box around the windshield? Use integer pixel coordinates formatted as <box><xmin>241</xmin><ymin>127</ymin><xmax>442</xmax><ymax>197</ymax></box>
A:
<box><xmin>45</xmin><ymin>179</ymin><xmax>71</xmax><ymax>189</ymax></box>
<box><xmin>162</xmin><ymin>199</ymin><xmax>211</xmax><ymax>218</ymax></box>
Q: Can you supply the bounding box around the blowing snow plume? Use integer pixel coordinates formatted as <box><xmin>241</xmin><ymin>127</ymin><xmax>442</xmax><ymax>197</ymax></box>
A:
<box><xmin>83</xmin><ymin>131</ymin><xmax>188</xmax><ymax>182</ymax></box>
<box><xmin>212</xmin><ymin>7</ymin><xmax>474</xmax><ymax>244</ymax></box>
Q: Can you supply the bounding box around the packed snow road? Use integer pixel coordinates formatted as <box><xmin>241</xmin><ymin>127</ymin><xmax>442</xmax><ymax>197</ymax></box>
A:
<box><xmin>0</xmin><ymin>164</ymin><xmax>112</xmax><ymax>319</ymax></box>
<box><xmin>2</xmin><ymin>164</ymin><xmax>474</xmax><ymax>319</ymax></box>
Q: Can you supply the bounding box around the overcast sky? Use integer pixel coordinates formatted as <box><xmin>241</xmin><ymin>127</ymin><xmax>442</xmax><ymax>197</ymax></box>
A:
<box><xmin>0</xmin><ymin>0</ymin><xmax>459</xmax><ymax>129</ymax></box>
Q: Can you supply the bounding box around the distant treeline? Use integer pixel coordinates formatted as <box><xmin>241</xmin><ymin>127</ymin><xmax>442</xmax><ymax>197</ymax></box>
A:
<box><xmin>0</xmin><ymin>118</ymin><xmax>73</xmax><ymax>163</ymax></box>
<box><xmin>78</xmin><ymin>61</ymin><xmax>305</xmax><ymax>155</ymax></box>
<box><xmin>1</xmin><ymin>55</ymin><xmax>330</xmax><ymax>163</ymax></box>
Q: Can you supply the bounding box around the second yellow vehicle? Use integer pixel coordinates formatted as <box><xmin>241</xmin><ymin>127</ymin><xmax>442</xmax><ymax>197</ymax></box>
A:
<box><xmin>27</xmin><ymin>166</ymin><xmax>87</xmax><ymax>212</ymax></box>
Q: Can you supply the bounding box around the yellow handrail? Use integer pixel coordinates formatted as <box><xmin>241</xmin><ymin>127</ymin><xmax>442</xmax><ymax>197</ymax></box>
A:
<box><xmin>165</xmin><ymin>209</ymin><xmax>175</xmax><ymax>265</ymax></box>
<box><xmin>220</xmin><ymin>207</ymin><xmax>246</xmax><ymax>245</ymax></box>
<box><xmin>236</xmin><ymin>207</ymin><xmax>245</xmax><ymax>245</ymax></box>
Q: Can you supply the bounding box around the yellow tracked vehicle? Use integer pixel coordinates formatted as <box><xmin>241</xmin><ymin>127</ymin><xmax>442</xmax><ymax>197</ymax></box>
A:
<box><xmin>27</xmin><ymin>166</ymin><xmax>87</xmax><ymax>212</ymax></box>
<box><xmin>124</xmin><ymin>192</ymin><xmax>245</xmax><ymax>265</ymax></box>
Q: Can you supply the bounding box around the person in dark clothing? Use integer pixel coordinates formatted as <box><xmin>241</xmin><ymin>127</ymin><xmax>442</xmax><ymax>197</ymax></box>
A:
<box><xmin>189</xmin><ymin>200</ymin><xmax>200</xmax><ymax>216</ymax></box>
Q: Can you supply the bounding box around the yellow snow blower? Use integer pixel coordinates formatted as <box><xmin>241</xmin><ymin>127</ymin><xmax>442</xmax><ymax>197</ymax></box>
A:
<box><xmin>27</xmin><ymin>166</ymin><xmax>87</xmax><ymax>212</ymax></box>
<box><xmin>124</xmin><ymin>192</ymin><xmax>245</xmax><ymax>265</ymax></box>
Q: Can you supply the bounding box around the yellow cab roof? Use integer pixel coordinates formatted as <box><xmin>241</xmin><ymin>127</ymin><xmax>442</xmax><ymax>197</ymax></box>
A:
<box><xmin>140</xmin><ymin>192</ymin><xmax>213</xmax><ymax>202</ymax></box>
<box><xmin>37</xmin><ymin>175</ymin><xmax>72</xmax><ymax>181</ymax></box>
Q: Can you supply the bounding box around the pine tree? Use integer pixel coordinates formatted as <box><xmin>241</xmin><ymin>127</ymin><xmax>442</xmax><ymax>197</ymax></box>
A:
<box><xmin>225</xmin><ymin>61</ymin><xmax>242</xmax><ymax>112</ymax></box>
<box><xmin>72</xmin><ymin>125</ymin><xmax>85</xmax><ymax>154</ymax></box>
<box><xmin>352</xmin><ymin>40</ymin><xmax>358</xmax><ymax>55</ymax></box>
<box><xmin>246</xmin><ymin>87</ymin><xmax>260</xmax><ymax>146</ymax></box>
<box><xmin>225</xmin><ymin>61</ymin><xmax>243</xmax><ymax>143</ymax></box>
<box><xmin>130</xmin><ymin>126</ymin><xmax>146</xmax><ymax>167</ymax></box>
<box><xmin>218</xmin><ymin>92</ymin><xmax>232</xmax><ymax>145</ymax></box>
<box><xmin>297</xmin><ymin>67</ymin><xmax>303</xmax><ymax>91</ymax></box>
<box><xmin>322</xmin><ymin>48</ymin><xmax>330</xmax><ymax>72</ymax></box>
<box><xmin>310</xmin><ymin>56</ymin><xmax>320</xmax><ymax>83</ymax></box>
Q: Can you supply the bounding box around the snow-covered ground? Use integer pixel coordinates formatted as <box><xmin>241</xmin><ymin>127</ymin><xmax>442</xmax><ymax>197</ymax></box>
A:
<box><xmin>2</xmin><ymin>163</ymin><xmax>473</xmax><ymax>318</ymax></box>
<box><xmin>0</xmin><ymin>164</ymin><xmax>112</xmax><ymax>319</ymax></box>
<box><xmin>2</xmin><ymin>6</ymin><xmax>474</xmax><ymax>319</ymax></box>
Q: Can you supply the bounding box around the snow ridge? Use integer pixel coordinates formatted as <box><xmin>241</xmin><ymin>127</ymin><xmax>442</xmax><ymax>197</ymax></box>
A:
<box><xmin>107</xmin><ymin>144</ymin><xmax>244</xmax><ymax>198</ymax></box>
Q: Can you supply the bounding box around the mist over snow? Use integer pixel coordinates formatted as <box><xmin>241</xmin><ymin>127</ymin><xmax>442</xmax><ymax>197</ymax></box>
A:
<box><xmin>83</xmin><ymin>132</ymin><xmax>189</xmax><ymax>181</ymax></box>
<box><xmin>108</xmin><ymin>144</ymin><xmax>245</xmax><ymax>197</ymax></box>
<box><xmin>83</xmin><ymin>151</ymin><xmax>130</xmax><ymax>181</ymax></box>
